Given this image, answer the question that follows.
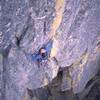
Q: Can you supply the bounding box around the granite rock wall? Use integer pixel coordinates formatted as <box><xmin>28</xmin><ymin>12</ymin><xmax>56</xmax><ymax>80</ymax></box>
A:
<box><xmin>0</xmin><ymin>0</ymin><xmax>100</xmax><ymax>100</ymax></box>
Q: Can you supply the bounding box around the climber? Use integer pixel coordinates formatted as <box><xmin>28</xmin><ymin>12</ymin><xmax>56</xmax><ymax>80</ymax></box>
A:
<box><xmin>26</xmin><ymin>39</ymin><xmax>53</xmax><ymax>62</ymax></box>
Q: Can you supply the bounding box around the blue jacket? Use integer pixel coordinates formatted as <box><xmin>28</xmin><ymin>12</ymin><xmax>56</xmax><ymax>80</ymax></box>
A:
<box><xmin>26</xmin><ymin>39</ymin><xmax>53</xmax><ymax>62</ymax></box>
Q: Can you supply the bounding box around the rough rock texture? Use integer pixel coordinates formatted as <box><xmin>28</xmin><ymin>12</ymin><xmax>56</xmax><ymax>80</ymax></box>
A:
<box><xmin>0</xmin><ymin>0</ymin><xmax>100</xmax><ymax>100</ymax></box>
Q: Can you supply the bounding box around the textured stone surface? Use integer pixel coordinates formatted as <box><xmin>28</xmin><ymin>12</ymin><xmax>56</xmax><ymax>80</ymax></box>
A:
<box><xmin>0</xmin><ymin>0</ymin><xmax>100</xmax><ymax>100</ymax></box>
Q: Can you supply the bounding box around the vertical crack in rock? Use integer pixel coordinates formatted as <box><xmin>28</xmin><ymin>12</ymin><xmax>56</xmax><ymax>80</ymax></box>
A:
<box><xmin>15</xmin><ymin>13</ymin><xmax>32</xmax><ymax>48</ymax></box>
<box><xmin>1</xmin><ymin>45</ymin><xmax>11</xmax><ymax>100</ymax></box>
<box><xmin>15</xmin><ymin>26</ymin><xmax>29</xmax><ymax>47</ymax></box>
<box><xmin>48</xmin><ymin>0</ymin><xmax>65</xmax><ymax>38</ymax></box>
<box><xmin>43</xmin><ymin>21</ymin><xmax>46</xmax><ymax>35</ymax></box>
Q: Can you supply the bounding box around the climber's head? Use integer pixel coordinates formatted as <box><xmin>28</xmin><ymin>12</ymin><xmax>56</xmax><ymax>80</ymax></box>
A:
<box><xmin>39</xmin><ymin>47</ymin><xmax>47</xmax><ymax>59</ymax></box>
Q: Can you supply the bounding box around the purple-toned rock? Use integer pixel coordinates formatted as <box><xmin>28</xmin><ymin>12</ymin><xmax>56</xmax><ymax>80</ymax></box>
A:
<box><xmin>0</xmin><ymin>0</ymin><xmax>100</xmax><ymax>100</ymax></box>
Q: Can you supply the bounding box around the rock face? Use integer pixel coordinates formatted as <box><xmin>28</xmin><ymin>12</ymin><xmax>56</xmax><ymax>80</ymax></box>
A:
<box><xmin>0</xmin><ymin>0</ymin><xmax>100</xmax><ymax>100</ymax></box>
